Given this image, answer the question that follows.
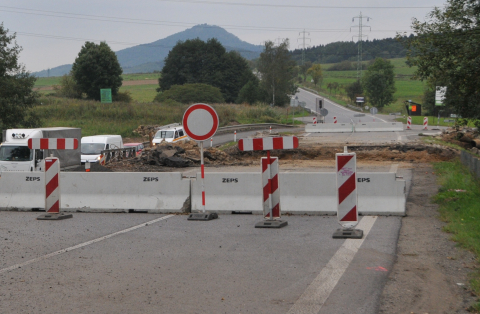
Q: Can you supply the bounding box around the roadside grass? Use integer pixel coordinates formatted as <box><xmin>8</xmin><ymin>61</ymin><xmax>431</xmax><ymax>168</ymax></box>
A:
<box><xmin>395</xmin><ymin>115</ymin><xmax>458</xmax><ymax>127</ymax></box>
<box><xmin>433</xmin><ymin>160</ymin><xmax>480</xmax><ymax>309</ymax></box>
<box><xmin>33</xmin><ymin>97</ymin><xmax>308</xmax><ymax>137</ymax></box>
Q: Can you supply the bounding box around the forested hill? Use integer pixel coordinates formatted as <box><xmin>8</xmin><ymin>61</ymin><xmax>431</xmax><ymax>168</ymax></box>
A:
<box><xmin>290</xmin><ymin>36</ymin><xmax>410</xmax><ymax>64</ymax></box>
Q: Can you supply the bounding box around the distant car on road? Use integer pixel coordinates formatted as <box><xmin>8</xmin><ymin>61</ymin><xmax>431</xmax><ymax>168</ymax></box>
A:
<box><xmin>123</xmin><ymin>143</ymin><xmax>144</xmax><ymax>156</ymax></box>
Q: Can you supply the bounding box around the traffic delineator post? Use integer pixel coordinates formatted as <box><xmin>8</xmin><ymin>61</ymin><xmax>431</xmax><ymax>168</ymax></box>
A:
<box><xmin>423</xmin><ymin>117</ymin><xmax>428</xmax><ymax>130</ymax></box>
<box><xmin>37</xmin><ymin>157</ymin><xmax>72</xmax><ymax>220</ymax></box>
<box><xmin>238</xmin><ymin>136</ymin><xmax>299</xmax><ymax>228</ymax></box>
<box><xmin>333</xmin><ymin>146</ymin><xmax>363</xmax><ymax>239</ymax></box>
<box><xmin>333</xmin><ymin>116</ymin><xmax>337</xmax><ymax>124</ymax></box>
<box><xmin>313</xmin><ymin>117</ymin><xmax>317</xmax><ymax>125</ymax></box>
<box><xmin>407</xmin><ymin>116</ymin><xmax>412</xmax><ymax>130</ymax></box>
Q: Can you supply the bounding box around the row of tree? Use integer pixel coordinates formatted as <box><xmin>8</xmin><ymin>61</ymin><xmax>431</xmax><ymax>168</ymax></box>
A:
<box><xmin>157</xmin><ymin>38</ymin><xmax>297</xmax><ymax>106</ymax></box>
<box><xmin>291</xmin><ymin>37</ymin><xmax>410</xmax><ymax>65</ymax></box>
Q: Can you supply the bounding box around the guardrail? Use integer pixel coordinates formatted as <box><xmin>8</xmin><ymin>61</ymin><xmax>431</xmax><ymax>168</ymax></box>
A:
<box><xmin>101</xmin><ymin>147</ymin><xmax>137</xmax><ymax>164</ymax></box>
<box><xmin>216</xmin><ymin>123</ymin><xmax>295</xmax><ymax>135</ymax></box>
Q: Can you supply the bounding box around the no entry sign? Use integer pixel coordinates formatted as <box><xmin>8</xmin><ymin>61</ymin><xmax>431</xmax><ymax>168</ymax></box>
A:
<box><xmin>182</xmin><ymin>103</ymin><xmax>219</xmax><ymax>141</ymax></box>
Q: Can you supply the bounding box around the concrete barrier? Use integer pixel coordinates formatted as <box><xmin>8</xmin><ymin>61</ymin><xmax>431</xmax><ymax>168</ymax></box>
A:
<box><xmin>190</xmin><ymin>172</ymin><xmax>262</xmax><ymax>213</ymax></box>
<box><xmin>0</xmin><ymin>171</ymin><xmax>406</xmax><ymax>216</ymax></box>
<box><xmin>305</xmin><ymin>123</ymin><xmax>353</xmax><ymax>133</ymax></box>
<box><xmin>191</xmin><ymin>172</ymin><xmax>406</xmax><ymax>216</ymax></box>
<box><xmin>0</xmin><ymin>172</ymin><xmax>190</xmax><ymax>213</ymax></box>
<box><xmin>354</xmin><ymin>122</ymin><xmax>404</xmax><ymax>132</ymax></box>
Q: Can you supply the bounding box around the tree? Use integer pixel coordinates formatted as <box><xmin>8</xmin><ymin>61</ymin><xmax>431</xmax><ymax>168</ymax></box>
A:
<box><xmin>257</xmin><ymin>40</ymin><xmax>297</xmax><ymax>106</ymax></box>
<box><xmin>53</xmin><ymin>74</ymin><xmax>83</xmax><ymax>99</ymax></box>
<box><xmin>71</xmin><ymin>41</ymin><xmax>123</xmax><ymax>101</ymax></box>
<box><xmin>403</xmin><ymin>0</ymin><xmax>480</xmax><ymax>119</ymax></box>
<box><xmin>158</xmin><ymin>38</ymin><xmax>256</xmax><ymax>103</ymax></box>
<box><xmin>345</xmin><ymin>80</ymin><xmax>363</xmax><ymax>103</ymax></box>
<box><xmin>154</xmin><ymin>83</ymin><xmax>224</xmax><ymax>104</ymax></box>
<box><xmin>307</xmin><ymin>64</ymin><xmax>323</xmax><ymax>87</ymax></box>
<box><xmin>299</xmin><ymin>61</ymin><xmax>312</xmax><ymax>82</ymax></box>
<box><xmin>362</xmin><ymin>58</ymin><xmax>396</xmax><ymax>108</ymax></box>
<box><xmin>236</xmin><ymin>78</ymin><xmax>260</xmax><ymax>105</ymax></box>
<box><xmin>0</xmin><ymin>23</ymin><xmax>40</xmax><ymax>140</ymax></box>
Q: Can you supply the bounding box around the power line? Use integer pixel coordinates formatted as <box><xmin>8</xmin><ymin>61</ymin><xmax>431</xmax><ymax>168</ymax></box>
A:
<box><xmin>155</xmin><ymin>0</ymin><xmax>437</xmax><ymax>9</ymax></box>
<box><xmin>0</xmin><ymin>6</ymin><xmax>412</xmax><ymax>33</ymax></box>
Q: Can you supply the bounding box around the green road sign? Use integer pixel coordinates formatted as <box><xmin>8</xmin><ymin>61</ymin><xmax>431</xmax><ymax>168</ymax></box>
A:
<box><xmin>101</xmin><ymin>89</ymin><xmax>112</xmax><ymax>103</ymax></box>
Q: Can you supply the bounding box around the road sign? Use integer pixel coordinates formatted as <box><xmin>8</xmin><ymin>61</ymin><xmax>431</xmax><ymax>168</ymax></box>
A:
<box><xmin>319</xmin><ymin>108</ymin><xmax>328</xmax><ymax>116</ymax></box>
<box><xmin>182</xmin><ymin>103</ymin><xmax>219</xmax><ymax>141</ymax></box>
<box><xmin>365</xmin><ymin>106</ymin><xmax>369</xmax><ymax>110</ymax></box>
<box><xmin>356</xmin><ymin>97</ymin><xmax>365</xmax><ymax>103</ymax></box>
<box><xmin>370</xmin><ymin>107</ymin><xmax>378</xmax><ymax>115</ymax></box>
<box><xmin>183</xmin><ymin>104</ymin><xmax>219</xmax><ymax>220</ymax></box>
<box><xmin>101</xmin><ymin>89</ymin><xmax>112</xmax><ymax>103</ymax></box>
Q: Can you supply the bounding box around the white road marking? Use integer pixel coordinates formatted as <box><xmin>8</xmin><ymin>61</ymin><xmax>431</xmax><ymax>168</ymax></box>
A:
<box><xmin>389</xmin><ymin>164</ymin><xmax>399</xmax><ymax>173</ymax></box>
<box><xmin>304</xmin><ymin>133</ymin><xmax>311</xmax><ymax>136</ymax></box>
<box><xmin>287</xmin><ymin>216</ymin><xmax>377</xmax><ymax>314</ymax></box>
<box><xmin>0</xmin><ymin>214</ymin><xmax>175</xmax><ymax>275</ymax></box>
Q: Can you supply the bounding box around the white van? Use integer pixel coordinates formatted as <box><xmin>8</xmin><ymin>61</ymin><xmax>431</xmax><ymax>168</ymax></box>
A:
<box><xmin>152</xmin><ymin>126</ymin><xmax>188</xmax><ymax>146</ymax></box>
<box><xmin>81</xmin><ymin>135</ymin><xmax>123</xmax><ymax>163</ymax></box>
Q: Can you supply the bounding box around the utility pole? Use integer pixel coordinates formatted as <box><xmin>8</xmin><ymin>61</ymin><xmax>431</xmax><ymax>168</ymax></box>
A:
<box><xmin>351</xmin><ymin>12</ymin><xmax>371</xmax><ymax>80</ymax></box>
<box><xmin>297</xmin><ymin>29</ymin><xmax>311</xmax><ymax>66</ymax></box>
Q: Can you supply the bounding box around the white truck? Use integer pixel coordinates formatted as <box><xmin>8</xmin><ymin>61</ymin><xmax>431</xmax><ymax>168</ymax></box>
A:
<box><xmin>0</xmin><ymin>127</ymin><xmax>81</xmax><ymax>172</ymax></box>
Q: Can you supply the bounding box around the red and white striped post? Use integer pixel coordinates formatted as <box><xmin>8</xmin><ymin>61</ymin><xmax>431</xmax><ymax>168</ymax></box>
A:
<box><xmin>333</xmin><ymin>116</ymin><xmax>337</xmax><ymax>124</ymax></box>
<box><xmin>28</xmin><ymin>138</ymin><xmax>77</xmax><ymax>220</ymax></box>
<box><xmin>407</xmin><ymin>116</ymin><xmax>412</xmax><ymax>130</ymax></box>
<box><xmin>238</xmin><ymin>136</ymin><xmax>299</xmax><ymax>228</ymax></box>
<box><xmin>313</xmin><ymin>117</ymin><xmax>317</xmax><ymax>125</ymax></box>
<box><xmin>45</xmin><ymin>157</ymin><xmax>60</xmax><ymax>213</ymax></box>
<box><xmin>333</xmin><ymin>147</ymin><xmax>362</xmax><ymax>238</ymax></box>
<box><xmin>423</xmin><ymin>117</ymin><xmax>428</xmax><ymax>130</ymax></box>
<box><xmin>262</xmin><ymin>156</ymin><xmax>279</xmax><ymax>219</ymax></box>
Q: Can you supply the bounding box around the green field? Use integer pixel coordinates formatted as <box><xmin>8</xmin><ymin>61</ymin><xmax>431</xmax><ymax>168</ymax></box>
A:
<box><xmin>119</xmin><ymin>84</ymin><xmax>159</xmax><ymax>103</ymax></box>
<box><xmin>34</xmin><ymin>73</ymin><xmax>161</xmax><ymax>88</ymax></box>
<box><xmin>304</xmin><ymin>57</ymin><xmax>426</xmax><ymax>116</ymax></box>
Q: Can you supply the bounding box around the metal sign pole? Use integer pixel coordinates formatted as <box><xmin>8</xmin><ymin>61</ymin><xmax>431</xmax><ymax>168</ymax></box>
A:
<box><xmin>267</xmin><ymin>150</ymin><xmax>273</xmax><ymax>221</ymax></box>
<box><xmin>200</xmin><ymin>141</ymin><xmax>205</xmax><ymax>213</ymax></box>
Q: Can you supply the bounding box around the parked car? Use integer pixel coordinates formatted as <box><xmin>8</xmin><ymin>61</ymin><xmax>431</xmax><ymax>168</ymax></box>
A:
<box><xmin>123</xmin><ymin>143</ymin><xmax>144</xmax><ymax>157</ymax></box>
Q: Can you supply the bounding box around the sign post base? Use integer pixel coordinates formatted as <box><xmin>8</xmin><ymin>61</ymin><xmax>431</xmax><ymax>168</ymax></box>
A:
<box><xmin>37</xmin><ymin>213</ymin><xmax>73</xmax><ymax>220</ymax></box>
<box><xmin>332</xmin><ymin>228</ymin><xmax>363</xmax><ymax>239</ymax></box>
<box><xmin>255</xmin><ymin>220</ymin><xmax>288</xmax><ymax>229</ymax></box>
<box><xmin>188</xmin><ymin>212</ymin><xmax>218</xmax><ymax>221</ymax></box>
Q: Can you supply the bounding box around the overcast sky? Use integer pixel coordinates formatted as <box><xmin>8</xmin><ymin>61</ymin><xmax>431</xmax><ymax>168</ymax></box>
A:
<box><xmin>2</xmin><ymin>0</ymin><xmax>446</xmax><ymax>72</ymax></box>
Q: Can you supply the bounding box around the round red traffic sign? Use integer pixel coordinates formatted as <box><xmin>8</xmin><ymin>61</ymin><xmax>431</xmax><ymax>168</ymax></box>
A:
<box><xmin>182</xmin><ymin>103</ymin><xmax>219</xmax><ymax>141</ymax></box>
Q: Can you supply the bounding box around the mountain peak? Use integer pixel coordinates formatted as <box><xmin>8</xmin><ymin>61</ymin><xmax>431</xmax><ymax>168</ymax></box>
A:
<box><xmin>34</xmin><ymin>25</ymin><xmax>262</xmax><ymax>77</ymax></box>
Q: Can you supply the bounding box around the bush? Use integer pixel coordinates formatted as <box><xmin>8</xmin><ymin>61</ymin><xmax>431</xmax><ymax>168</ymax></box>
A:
<box><xmin>113</xmin><ymin>91</ymin><xmax>133</xmax><ymax>103</ymax></box>
<box><xmin>153</xmin><ymin>83</ymin><xmax>225</xmax><ymax>104</ymax></box>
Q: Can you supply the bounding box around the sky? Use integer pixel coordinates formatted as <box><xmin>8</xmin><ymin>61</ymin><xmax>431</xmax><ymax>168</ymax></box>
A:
<box><xmin>1</xmin><ymin>0</ymin><xmax>447</xmax><ymax>72</ymax></box>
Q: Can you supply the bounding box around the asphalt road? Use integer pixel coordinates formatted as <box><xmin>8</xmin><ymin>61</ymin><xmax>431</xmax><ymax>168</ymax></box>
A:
<box><xmin>0</xmin><ymin>165</ymin><xmax>411</xmax><ymax>313</ymax></box>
